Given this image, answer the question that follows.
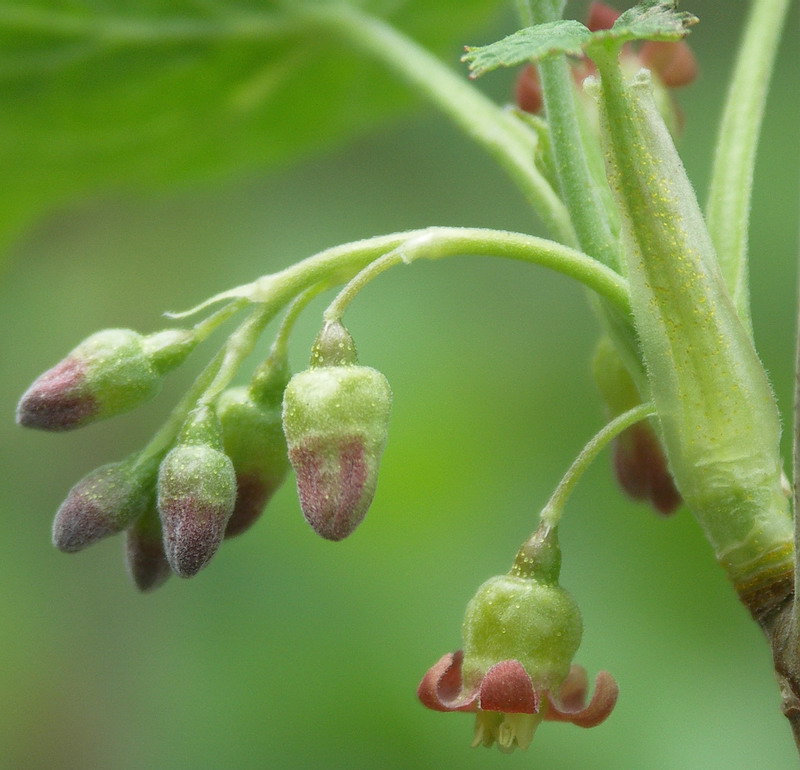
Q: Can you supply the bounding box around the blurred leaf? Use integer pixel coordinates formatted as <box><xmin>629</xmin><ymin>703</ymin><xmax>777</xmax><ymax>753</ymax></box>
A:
<box><xmin>604</xmin><ymin>1</ymin><xmax>698</xmax><ymax>44</ymax></box>
<box><xmin>463</xmin><ymin>1</ymin><xmax>697</xmax><ymax>78</ymax></box>
<box><xmin>0</xmin><ymin>0</ymin><xmax>504</xmax><ymax>252</ymax></box>
<box><xmin>463</xmin><ymin>20</ymin><xmax>590</xmax><ymax>77</ymax></box>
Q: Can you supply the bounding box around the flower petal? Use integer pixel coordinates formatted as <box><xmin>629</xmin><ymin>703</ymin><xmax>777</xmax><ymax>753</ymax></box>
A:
<box><xmin>417</xmin><ymin>651</ymin><xmax>478</xmax><ymax>712</ymax></box>
<box><xmin>478</xmin><ymin>660</ymin><xmax>540</xmax><ymax>714</ymax></box>
<box><xmin>640</xmin><ymin>40</ymin><xmax>698</xmax><ymax>88</ymax></box>
<box><xmin>545</xmin><ymin>667</ymin><xmax>619</xmax><ymax>727</ymax></box>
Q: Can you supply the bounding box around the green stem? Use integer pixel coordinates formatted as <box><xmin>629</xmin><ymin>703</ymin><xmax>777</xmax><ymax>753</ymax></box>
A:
<box><xmin>522</xmin><ymin>0</ymin><xmax>618</xmax><ymax>270</ymax></box>
<box><xmin>271</xmin><ymin>284</ymin><xmax>328</xmax><ymax>360</ymax></box>
<box><xmin>252</xmin><ymin>227</ymin><xmax>632</xmax><ymax>320</ymax></box>
<box><xmin>293</xmin><ymin>2</ymin><xmax>575</xmax><ymax>244</ymax></box>
<box><xmin>136</xmin><ymin>304</ymin><xmax>280</xmax><ymax>468</ymax></box>
<box><xmin>540</xmin><ymin>403</ymin><xmax>655</xmax><ymax>528</ymax></box>
<box><xmin>191</xmin><ymin>299</ymin><xmax>249</xmax><ymax>342</ymax></box>
<box><xmin>195</xmin><ymin>305</ymin><xmax>277</xmax><ymax>408</ymax></box>
<box><xmin>324</xmin><ymin>250</ymin><xmax>403</xmax><ymax>321</ymax></box>
<box><xmin>706</xmin><ymin>0</ymin><xmax>791</xmax><ymax>330</ymax></box>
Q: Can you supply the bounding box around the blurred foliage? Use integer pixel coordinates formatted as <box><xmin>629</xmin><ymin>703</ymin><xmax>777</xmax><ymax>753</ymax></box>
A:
<box><xmin>0</xmin><ymin>0</ymin><xmax>504</xmax><ymax>251</ymax></box>
<box><xmin>1</xmin><ymin>0</ymin><xmax>799</xmax><ymax>768</ymax></box>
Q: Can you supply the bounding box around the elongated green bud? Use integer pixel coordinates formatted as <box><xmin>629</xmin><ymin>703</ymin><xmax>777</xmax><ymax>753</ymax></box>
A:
<box><xmin>17</xmin><ymin>328</ymin><xmax>196</xmax><ymax>431</ymax></box>
<box><xmin>52</xmin><ymin>456</ymin><xmax>157</xmax><ymax>552</ymax></box>
<box><xmin>158</xmin><ymin>406</ymin><xmax>236</xmax><ymax>577</ymax></box>
<box><xmin>588</xmin><ymin>54</ymin><xmax>793</xmax><ymax>603</ymax></box>
<box><xmin>282</xmin><ymin>322</ymin><xmax>392</xmax><ymax>541</ymax></box>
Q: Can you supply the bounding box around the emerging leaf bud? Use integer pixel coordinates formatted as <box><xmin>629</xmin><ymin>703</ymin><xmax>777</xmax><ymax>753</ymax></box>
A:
<box><xmin>157</xmin><ymin>406</ymin><xmax>236</xmax><ymax>577</ymax></box>
<box><xmin>17</xmin><ymin>328</ymin><xmax>196</xmax><ymax>431</ymax></box>
<box><xmin>52</xmin><ymin>456</ymin><xmax>157</xmax><ymax>553</ymax></box>
<box><xmin>217</xmin><ymin>352</ymin><xmax>290</xmax><ymax>537</ymax></box>
<box><xmin>125</xmin><ymin>504</ymin><xmax>171</xmax><ymax>593</ymax></box>
<box><xmin>282</xmin><ymin>321</ymin><xmax>392</xmax><ymax>541</ymax></box>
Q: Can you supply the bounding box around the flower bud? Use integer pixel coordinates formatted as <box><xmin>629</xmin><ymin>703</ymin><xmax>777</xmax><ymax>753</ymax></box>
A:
<box><xmin>282</xmin><ymin>321</ymin><xmax>392</xmax><ymax>541</ymax></box>
<box><xmin>217</xmin><ymin>361</ymin><xmax>290</xmax><ymax>538</ymax></box>
<box><xmin>592</xmin><ymin>337</ymin><xmax>680</xmax><ymax>515</ymax></box>
<box><xmin>17</xmin><ymin>328</ymin><xmax>196</xmax><ymax>431</ymax></box>
<box><xmin>125</xmin><ymin>504</ymin><xmax>171</xmax><ymax>593</ymax></box>
<box><xmin>157</xmin><ymin>406</ymin><xmax>236</xmax><ymax>577</ymax></box>
<box><xmin>52</xmin><ymin>456</ymin><xmax>157</xmax><ymax>553</ymax></box>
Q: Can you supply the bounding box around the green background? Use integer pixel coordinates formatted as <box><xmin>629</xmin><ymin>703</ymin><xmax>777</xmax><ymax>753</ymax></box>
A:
<box><xmin>2</xmin><ymin>1</ymin><xmax>799</xmax><ymax>767</ymax></box>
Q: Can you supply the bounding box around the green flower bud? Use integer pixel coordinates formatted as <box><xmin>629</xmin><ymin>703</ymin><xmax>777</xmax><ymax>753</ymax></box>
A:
<box><xmin>157</xmin><ymin>407</ymin><xmax>236</xmax><ymax>577</ymax></box>
<box><xmin>125</xmin><ymin>504</ymin><xmax>171</xmax><ymax>593</ymax></box>
<box><xmin>17</xmin><ymin>328</ymin><xmax>196</xmax><ymax>431</ymax></box>
<box><xmin>282</xmin><ymin>322</ymin><xmax>392</xmax><ymax>541</ymax></box>
<box><xmin>217</xmin><ymin>383</ymin><xmax>290</xmax><ymax>538</ymax></box>
<box><xmin>52</xmin><ymin>456</ymin><xmax>157</xmax><ymax>553</ymax></box>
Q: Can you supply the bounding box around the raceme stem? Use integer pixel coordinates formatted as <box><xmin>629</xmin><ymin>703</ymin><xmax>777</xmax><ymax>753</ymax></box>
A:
<box><xmin>539</xmin><ymin>403</ymin><xmax>655</xmax><ymax>528</ymax></box>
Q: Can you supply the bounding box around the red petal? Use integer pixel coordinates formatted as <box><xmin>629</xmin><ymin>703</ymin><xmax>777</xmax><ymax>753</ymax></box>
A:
<box><xmin>417</xmin><ymin>651</ymin><xmax>478</xmax><ymax>712</ymax></box>
<box><xmin>640</xmin><ymin>41</ymin><xmax>698</xmax><ymax>88</ymax></box>
<box><xmin>478</xmin><ymin>660</ymin><xmax>540</xmax><ymax>714</ymax></box>
<box><xmin>545</xmin><ymin>668</ymin><xmax>619</xmax><ymax>727</ymax></box>
<box><xmin>587</xmin><ymin>3</ymin><xmax>621</xmax><ymax>32</ymax></box>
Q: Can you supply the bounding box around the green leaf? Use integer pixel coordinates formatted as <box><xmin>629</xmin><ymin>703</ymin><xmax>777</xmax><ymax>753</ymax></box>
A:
<box><xmin>0</xmin><ymin>0</ymin><xmax>504</xmax><ymax>252</ymax></box>
<box><xmin>463</xmin><ymin>2</ymin><xmax>697</xmax><ymax>79</ymax></box>
<box><xmin>594</xmin><ymin>1</ymin><xmax>698</xmax><ymax>46</ymax></box>
<box><xmin>462</xmin><ymin>20</ymin><xmax>591</xmax><ymax>78</ymax></box>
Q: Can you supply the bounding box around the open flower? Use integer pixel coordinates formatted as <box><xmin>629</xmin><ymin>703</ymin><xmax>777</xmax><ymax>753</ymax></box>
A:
<box><xmin>417</xmin><ymin>526</ymin><xmax>618</xmax><ymax>752</ymax></box>
<box><xmin>418</xmin><ymin>652</ymin><xmax>618</xmax><ymax>752</ymax></box>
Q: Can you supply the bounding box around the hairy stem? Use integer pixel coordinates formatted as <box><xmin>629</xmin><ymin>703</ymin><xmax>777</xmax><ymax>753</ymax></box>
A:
<box><xmin>706</xmin><ymin>0</ymin><xmax>792</xmax><ymax>330</ymax></box>
<box><xmin>540</xmin><ymin>403</ymin><xmax>655</xmax><ymax>528</ymax></box>
<box><xmin>243</xmin><ymin>227</ymin><xmax>631</xmax><ymax>320</ymax></box>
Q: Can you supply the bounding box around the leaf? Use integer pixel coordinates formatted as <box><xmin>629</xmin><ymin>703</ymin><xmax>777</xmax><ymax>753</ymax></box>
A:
<box><xmin>462</xmin><ymin>20</ymin><xmax>591</xmax><ymax>78</ymax></box>
<box><xmin>594</xmin><ymin>1</ymin><xmax>698</xmax><ymax>46</ymax></box>
<box><xmin>0</xmin><ymin>0</ymin><xmax>504</xmax><ymax>253</ymax></box>
<box><xmin>463</xmin><ymin>1</ymin><xmax>697</xmax><ymax>78</ymax></box>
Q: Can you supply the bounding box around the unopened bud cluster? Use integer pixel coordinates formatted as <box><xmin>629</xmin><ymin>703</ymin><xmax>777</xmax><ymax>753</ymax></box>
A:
<box><xmin>17</xmin><ymin>318</ymin><xmax>392</xmax><ymax>590</ymax></box>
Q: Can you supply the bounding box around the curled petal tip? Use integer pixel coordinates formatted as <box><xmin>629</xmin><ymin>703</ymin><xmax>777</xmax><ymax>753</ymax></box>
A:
<box><xmin>546</xmin><ymin>667</ymin><xmax>618</xmax><ymax>728</ymax></box>
<box><xmin>417</xmin><ymin>651</ymin><xmax>477</xmax><ymax>713</ymax></box>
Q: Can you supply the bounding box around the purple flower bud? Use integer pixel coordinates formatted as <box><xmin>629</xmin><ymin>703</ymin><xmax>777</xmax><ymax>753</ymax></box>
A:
<box><xmin>52</xmin><ymin>458</ymin><xmax>155</xmax><ymax>553</ymax></box>
<box><xmin>282</xmin><ymin>323</ymin><xmax>392</xmax><ymax>541</ymax></box>
<box><xmin>157</xmin><ymin>407</ymin><xmax>236</xmax><ymax>577</ymax></box>
<box><xmin>125</xmin><ymin>506</ymin><xmax>171</xmax><ymax>593</ymax></box>
<box><xmin>17</xmin><ymin>328</ymin><xmax>196</xmax><ymax>431</ymax></box>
